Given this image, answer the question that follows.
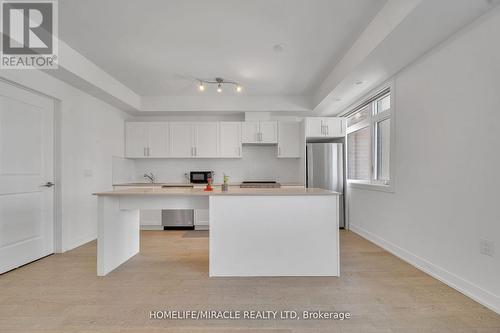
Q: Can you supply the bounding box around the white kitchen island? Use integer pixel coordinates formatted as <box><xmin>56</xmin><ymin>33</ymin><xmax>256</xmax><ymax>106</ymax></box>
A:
<box><xmin>94</xmin><ymin>187</ymin><xmax>340</xmax><ymax>277</ymax></box>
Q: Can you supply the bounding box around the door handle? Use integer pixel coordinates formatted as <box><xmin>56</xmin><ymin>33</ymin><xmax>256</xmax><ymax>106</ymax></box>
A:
<box><xmin>42</xmin><ymin>182</ymin><xmax>55</xmax><ymax>188</ymax></box>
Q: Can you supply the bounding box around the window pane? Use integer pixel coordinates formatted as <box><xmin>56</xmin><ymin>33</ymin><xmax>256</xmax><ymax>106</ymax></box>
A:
<box><xmin>376</xmin><ymin>94</ymin><xmax>390</xmax><ymax>114</ymax></box>
<box><xmin>376</xmin><ymin>119</ymin><xmax>390</xmax><ymax>181</ymax></box>
<box><xmin>347</xmin><ymin>126</ymin><xmax>371</xmax><ymax>180</ymax></box>
<box><xmin>347</xmin><ymin>104</ymin><xmax>371</xmax><ymax>127</ymax></box>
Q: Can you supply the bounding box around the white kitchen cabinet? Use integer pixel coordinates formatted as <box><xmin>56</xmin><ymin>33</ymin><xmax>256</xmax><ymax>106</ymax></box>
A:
<box><xmin>219</xmin><ymin>122</ymin><xmax>242</xmax><ymax>157</ymax></box>
<box><xmin>148</xmin><ymin>123</ymin><xmax>170</xmax><ymax>157</ymax></box>
<box><xmin>242</xmin><ymin>121</ymin><xmax>260</xmax><ymax>143</ymax></box>
<box><xmin>170</xmin><ymin>122</ymin><xmax>219</xmax><ymax>158</ymax></box>
<box><xmin>241</xmin><ymin>121</ymin><xmax>277</xmax><ymax>144</ymax></box>
<box><xmin>194</xmin><ymin>209</ymin><xmax>209</xmax><ymax>230</ymax></box>
<box><xmin>305</xmin><ymin>118</ymin><xmax>324</xmax><ymax>138</ymax></box>
<box><xmin>277</xmin><ymin>121</ymin><xmax>301</xmax><ymax>158</ymax></box>
<box><xmin>125</xmin><ymin>122</ymin><xmax>169</xmax><ymax>158</ymax></box>
<box><xmin>305</xmin><ymin>117</ymin><xmax>346</xmax><ymax>138</ymax></box>
<box><xmin>170</xmin><ymin>122</ymin><xmax>194</xmax><ymax>157</ymax></box>
<box><xmin>140</xmin><ymin>209</ymin><xmax>162</xmax><ymax>230</ymax></box>
<box><xmin>194</xmin><ymin>122</ymin><xmax>219</xmax><ymax>157</ymax></box>
<box><xmin>323</xmin><ymin>118</ymin><xmax>346</xmax><ymax>137</ymax></box>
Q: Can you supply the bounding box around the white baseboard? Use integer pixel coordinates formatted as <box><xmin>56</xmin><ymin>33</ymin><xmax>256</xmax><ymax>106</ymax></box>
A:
<box><xmin>63</xmin><ymin>234</ymin><xmax>96</xmax><ymax>252</ymax></box>
<box><xmin>350</xmin><ymin>224</ymin><xmax>500</xmax><ymax>315</ymax></box>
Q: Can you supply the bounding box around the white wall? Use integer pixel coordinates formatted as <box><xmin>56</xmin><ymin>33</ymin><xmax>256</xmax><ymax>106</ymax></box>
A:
<box><xmin>348</xmin><ymin>8</ymin><xmax>500</xmax><ymax>313</ymax></box>
<box><xmin>0</xmin><ymin>70</ymin><xmax>127</xmax><ymax>252</ymax></box>
<box><xmin>133</xmin><ymin>145</ymin><xmax>302</xmax><ymax>184</ymax></box>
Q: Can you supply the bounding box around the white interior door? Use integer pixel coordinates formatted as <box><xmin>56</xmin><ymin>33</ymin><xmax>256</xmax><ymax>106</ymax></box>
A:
<box><xmin>0</xmin><ymin>81</ymin><xmax>54</xmax><ymax>274</ymax></box>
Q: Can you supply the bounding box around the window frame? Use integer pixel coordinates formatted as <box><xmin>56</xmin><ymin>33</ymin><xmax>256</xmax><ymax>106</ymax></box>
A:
<box><xmin>342</xmin><ymin>81</ymin><xmax>395</xmax><ymax>192</ymax></box>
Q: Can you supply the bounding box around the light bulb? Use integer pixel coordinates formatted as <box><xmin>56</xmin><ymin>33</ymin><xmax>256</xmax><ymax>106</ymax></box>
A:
<box><xmin>236</xmin><ymin>85</ymin><xmax>242</xmax><ymax>92</ymax></box>
<box><xmin>199</xmin><ymin>82</ymin><xmax>205</xmax><ymax>91</ymax></box>
<box><xmin>217</xmin><ymin>83</ymin><xmax>222</xmax><ymax>93</ymax></box>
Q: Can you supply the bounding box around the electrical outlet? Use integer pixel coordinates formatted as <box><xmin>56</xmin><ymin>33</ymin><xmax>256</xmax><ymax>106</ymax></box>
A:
<box><xmin>480</xmin><ymin>239</ymin><xmax>495</xmax><ymax>257</ymax></box>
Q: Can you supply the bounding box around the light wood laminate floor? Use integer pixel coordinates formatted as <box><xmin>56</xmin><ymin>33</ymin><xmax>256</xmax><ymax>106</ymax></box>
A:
<box><xmin>0</xmin><ymin>230</ymin><xmax>499</xmax><ymax>333</ymax></box>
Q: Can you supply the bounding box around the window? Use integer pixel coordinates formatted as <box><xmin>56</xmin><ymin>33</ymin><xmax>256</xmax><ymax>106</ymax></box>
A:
<box><xmin>346</xmin><ymin>88</ymin><xmax>392</xmax><ymax>189</ymax></box>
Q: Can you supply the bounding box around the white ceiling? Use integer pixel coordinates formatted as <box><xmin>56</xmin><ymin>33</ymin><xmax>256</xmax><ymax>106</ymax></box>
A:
<box><xmin>59</xmin><ymin>0</ymin><xmax>386</xmax><ymax>97</ymax></box>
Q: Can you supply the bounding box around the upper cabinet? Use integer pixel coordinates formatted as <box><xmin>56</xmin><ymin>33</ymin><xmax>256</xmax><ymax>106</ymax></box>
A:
<box><xmin>169</xmin><ymin>122</ymin><xmax>219</xmax><ymax>158</ymax></box>
<box><xmin>219</xmin><ymin>122</ymin><xmax>242</xmax><ymax>158</ymax></box>
<box><xmin>169</xmin><ymin>122</ymin><xmax>194</xmax><ymax>157</ymax></box>
<box><xmin>242</xmin><ymin>121</ymin><xmax>277</xmax><ymax>144</ymax></box>
<box><xmin>277</xmin><ymin>121</ymin><xmax>301</xmax><ymax>158</ymax></box>
<box><xmin>125</xmin><ymin>120</ymin><xmax>302</xmax><ymax>159</ymax></box>
<box><xmin>305</xmin><ymin>117</ymin><xmax>346</xmax><ymax>138</ymax></box>
<box><xmin>125</xmin><ymin>122</ymin><xmax>168</xmax><ymax>158</ymax></box>
<box><xmin>194</xmin><ymin>122</ymin><xmax>219</xmax><ymax>158</ymax></box>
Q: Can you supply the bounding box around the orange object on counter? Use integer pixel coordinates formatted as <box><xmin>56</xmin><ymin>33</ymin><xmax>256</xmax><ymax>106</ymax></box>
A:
<box><xmin>204</xmin><ymin>177</ymin><xmax>213</xmax><ymax>191</ymax></box>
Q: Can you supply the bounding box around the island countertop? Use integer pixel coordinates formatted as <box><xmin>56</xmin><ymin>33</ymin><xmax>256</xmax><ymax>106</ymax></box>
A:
<box><xmin>94</xmin><ymin>186</ymin><xmax>339</xmax><ymax>196</ymax></box>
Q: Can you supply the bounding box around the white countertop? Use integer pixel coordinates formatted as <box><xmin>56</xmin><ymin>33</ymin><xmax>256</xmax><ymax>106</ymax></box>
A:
<box><xmin>94</xmin><ymin>186</ymin><xmax>339</xmax><ymax>196</ymax></box>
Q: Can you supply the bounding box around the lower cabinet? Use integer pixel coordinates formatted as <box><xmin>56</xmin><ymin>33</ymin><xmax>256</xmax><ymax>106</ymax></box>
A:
<box><xmin>194</xmin><ymin>209</ymin><xmax>209</xmax><ymax>230</ymax></box>
<box><xmin>140</xmin><ymin>210</ymin><xmax>163</xmax><ymax>230</ymax></box>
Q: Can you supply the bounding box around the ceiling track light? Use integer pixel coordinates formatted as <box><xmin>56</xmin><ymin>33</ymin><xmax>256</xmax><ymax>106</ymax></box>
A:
<box><xmin>197</xmin><ymin>77</ymin><xmax>242</xmax><ymax>93</ymax></box>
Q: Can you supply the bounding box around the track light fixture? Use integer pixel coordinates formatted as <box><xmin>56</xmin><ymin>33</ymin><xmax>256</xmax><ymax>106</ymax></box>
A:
<box><xmin>197</xmin><ymin>77</ymin><xmax>242</xmax><ymax>93</ymax></box>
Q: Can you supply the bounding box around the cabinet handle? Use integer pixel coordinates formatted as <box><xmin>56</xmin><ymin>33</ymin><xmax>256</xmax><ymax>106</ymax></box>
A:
<box><xmin>259</xmin><ymin>132</ymin><xmax>263</xmax><ymax>142</ymax></box>
<box><xmin>144</xmin><ymin>147</ymin><xmax>147</xmax><ymax>156</ymax></box>
<box><xmin>278</xmin><ymin>146</ymin><xmax>281</xmax><ymax>156</ymax></box>
<box><xmin>194</xmin><ymin>147</ymin><xmax>197</xmax><ymax>156</ymax></box>
<box><xmin>326</xmin><ymin>126</ymin><xmax>329</xmax><ymax>136</ymax></box>
<box><xmin>147</xmin><ymin>147</ymin><xmax>150</xmax><ymax>156</ymax></box>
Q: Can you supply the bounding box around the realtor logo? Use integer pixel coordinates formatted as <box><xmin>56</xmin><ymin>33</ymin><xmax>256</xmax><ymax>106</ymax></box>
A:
<box><xmin>1</xmin><ymin>0</ymin><xmax>58</xmax><ymax>69</ymax></box>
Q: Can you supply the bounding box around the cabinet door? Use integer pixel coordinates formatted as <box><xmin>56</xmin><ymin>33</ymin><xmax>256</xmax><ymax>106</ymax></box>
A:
<box><xmin>147</xmin><ymin>122</ymin><xmax>169</xmax><ymax>157</ymax></box>
<box><xmin>194</xmin><ymin>122</ymin><xmax>219</xmax><ymax>157</ymax></box>
<box><xmin>170</xmin><ymin>123</ymin><xmax>194</xmax><ymax>157</ymax></box>
<box><xmin>324</xmin><ymin>118</ymin><xmax>346</xmax><ymax>138</ymax></box>
<box><xmin>219</xmin><ymin>122</ymin><xmax>242</xmax><ymax>157</ymax></box>
<box><xmin>278</xmin><ymin>121</ymin><xmax>300</xmax><ymax>158</ymax></box>
<box><xmin>305</xmin><ymin>118</ymin><xmax>324</xmax><ymax>137</ymax></box>
<box><xmin>259</xmin><ymin>121</ymin><xmax>277</xmax><ymax>143</ymax></box>
<box><xmin>241</xmin><ymin>121</ymin><xmax>260</xmax><ymax>143</ymax></box>
<box><xmin>140</xmin><ymin>210</ymin><xmax>162</xmax><ymax>227</ymax></box>
<box><xmin>125</xmin><ymin>122</ymin><xmax>149</xmax><ymax>157</ymax></box>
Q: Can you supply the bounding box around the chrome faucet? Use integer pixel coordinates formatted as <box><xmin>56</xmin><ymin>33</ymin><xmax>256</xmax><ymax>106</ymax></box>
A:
<box><xmin>144</xmin><ymin>172</ymin><xmax>156</xmax><ymax>184</ymax></box>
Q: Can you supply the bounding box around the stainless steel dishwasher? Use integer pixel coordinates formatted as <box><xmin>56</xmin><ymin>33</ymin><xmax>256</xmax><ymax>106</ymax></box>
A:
<box><xmin>162</xmin><ymin>209</ymin><xmax>194</xmax><ymax>229</ymax></box>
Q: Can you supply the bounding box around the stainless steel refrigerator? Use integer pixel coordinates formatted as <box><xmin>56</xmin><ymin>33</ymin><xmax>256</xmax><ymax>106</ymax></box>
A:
<box><xmin>306</xmin><ymin>143</ymin><xmax>345</xmax><ymax>228</ymax></box>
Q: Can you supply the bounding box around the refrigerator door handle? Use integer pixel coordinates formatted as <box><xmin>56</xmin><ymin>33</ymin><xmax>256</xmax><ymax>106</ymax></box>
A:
<box><xmin>306</xmin><ymin>145</ymin><xmax>313</xmax><ymax>188</ymax></box>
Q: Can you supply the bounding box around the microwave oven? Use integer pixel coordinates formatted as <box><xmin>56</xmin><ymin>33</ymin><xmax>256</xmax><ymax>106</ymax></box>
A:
<box><xmin>190</xmin><ymin>171</ymin><xmax>213</xmax><ymax>184</ymax></box>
